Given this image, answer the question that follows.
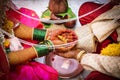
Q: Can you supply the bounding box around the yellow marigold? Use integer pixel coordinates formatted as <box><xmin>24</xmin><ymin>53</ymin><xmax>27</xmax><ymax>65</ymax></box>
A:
<box><xmin>101</xmin><ymin>42</ymin><xmax>120</xmax><ymax>56</ymax></box>
<box><xmin>3</xmin><ymin>39</ymin><xmax>10</xmax><ymax>48</ymax></box>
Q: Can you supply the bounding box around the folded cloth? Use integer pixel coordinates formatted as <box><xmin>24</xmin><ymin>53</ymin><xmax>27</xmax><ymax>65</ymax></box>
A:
<box><xmin>91</xmin><ymin>5</ymin><xmax>120</xmax><ymax>42</ymax></box>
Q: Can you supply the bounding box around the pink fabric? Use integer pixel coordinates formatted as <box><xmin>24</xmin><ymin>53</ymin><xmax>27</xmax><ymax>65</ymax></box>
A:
<box><xmin>9</xmin><ymin>62</ymin><xmax>58</xmax><ymax>80</ymax></box>
<box><xmin>6</xmin><ymin>7</ymin><xmax>43</xmax><ymax>29</ymax></box>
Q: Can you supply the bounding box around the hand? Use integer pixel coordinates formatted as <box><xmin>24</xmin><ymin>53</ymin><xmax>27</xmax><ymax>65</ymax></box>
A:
<box><xmin>54</xmin><ymin>48</ymin><xmax>81</xmax><ymax>59</ymax></box>
<box><xmin>46</xmin><ymin>28</ymin><xmax>78</xmax><ymax>52</ymax></box>
<box><xmin>54</xmin><ymin>48</ymin><xmax>86</xmax><ymax>61</ymax></box>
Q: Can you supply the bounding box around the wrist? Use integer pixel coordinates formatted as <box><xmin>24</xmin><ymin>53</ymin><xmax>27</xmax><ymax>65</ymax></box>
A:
<box><xmin>14</xmin><ymin>22</ymin><xmax>21</xmax><ymax>28</ymax></box>
<box><xmin>76</xmin><ymin>50</ymin><xmax>86</xmax><ymax>62</ymax></box>
<box><xmin>34</xmin><ymin>40</ymin><xmax>55</xmax><ymax>57</ymax></box>
<box><xmin>33</xmin><ymin>29</ymin><xmax>46</xmax><ymax>41</ymax></box>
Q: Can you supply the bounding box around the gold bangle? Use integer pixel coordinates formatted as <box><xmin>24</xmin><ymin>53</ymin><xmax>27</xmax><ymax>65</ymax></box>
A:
<box><xmin>45</xmin><ymin>29</ymin><xmax>51</xmax><ymax>40</ymax></box>
<box><xmin>31</xmin><ymin>28</ymin><xmax>34</xmax><ymax>40</ymax></box>
<box><xmin>76</xmin><ymin>50</ymin><xmax>85</xmax><ymax>61</ymax></box>
<box><xmin>32</xmin><ymin>46</ymin><xmax>39</xmax><ymax>58</ymax></box>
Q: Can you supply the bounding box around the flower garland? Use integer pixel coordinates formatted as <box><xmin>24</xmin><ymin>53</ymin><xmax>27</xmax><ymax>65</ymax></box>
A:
<box><xmin>101</xmin><ymin>42</ymin><xmax>120</xmax><ymax>56</ymax></box>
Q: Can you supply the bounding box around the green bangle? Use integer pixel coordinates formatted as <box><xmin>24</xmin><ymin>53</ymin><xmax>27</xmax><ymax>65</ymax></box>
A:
<box><xmin>44</xmin><ymin>40</ymin><xmax>55</xmax><ymax>52</ymax></box>
<box><xmin>33</xmin><ymin>29</ymin><xmax>46</xmax><ymax>41</ymax></box>
<box><xmin>34</xmin><ymin>40</ymin><xmax>54</xmax><ymax>57</ymax></box>
<box><xmin>34</xmin><ymin>44</ymin><xmax>49</xmax><ymax>57</ymax></box>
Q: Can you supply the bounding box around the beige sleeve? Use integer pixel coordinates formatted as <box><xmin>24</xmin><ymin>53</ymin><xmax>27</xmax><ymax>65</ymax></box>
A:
<box><xmin>91</xmin><ymin>5</ymin><xmax>120</xmax><ymax>42</ymax></box>
<box><xmin>91</xmin><ymin>20</ymin><xmax>119</xmax><ymax>42</ymax></box>
<box><xmin>81</xmin><ymin>53</ymin><xmax>120</xmax><ymax>79</ymax></box>
<box><xmin>116</xmin><ymin>27</ymin><xmax>120</xmax><ymax>42</ymax></box>
<box><xmin>75</xmin><ymin>24</ymin><xmax>96</xmax><ymax>52</ymax></box>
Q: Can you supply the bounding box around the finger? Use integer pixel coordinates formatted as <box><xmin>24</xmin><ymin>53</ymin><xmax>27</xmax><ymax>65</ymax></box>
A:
<box><xmin>56</xmin><ymin>50</ymin><xmax>76</xmax><ymax>58</ymax></box>
<box><xmin>52</xmin><ymin>40</ymin><xmax>65</xmax><ymax>45</ymax></box>
<box><xmin>55</xmin><ymin>44</ymin><xmax>75</xmax><ymax>52</ymax></box>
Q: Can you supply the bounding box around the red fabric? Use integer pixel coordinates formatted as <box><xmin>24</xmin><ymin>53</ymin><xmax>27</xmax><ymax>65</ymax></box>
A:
<box><xmin>85</xmin><ymin>71</ymin><xmax>120</xmax><ymax>80</ymax></box>
<box><xmin>96</xmin><ymin>38</ymin><xmax>112</xmax><ymax>53</ymax></box>
<box><xmin>78</xmin><ymin>2</ymin><xmax>118</xmax><ymax>53</ymax></box>
<box><xmin>78</xmin><ymin>2</ymin><xmax>119</xmax><ymax>80</ymax></box>
<box><xmin>78</xmin><ymin>2</ymin><xmax>115</xmax><ymax>25</ymax></box>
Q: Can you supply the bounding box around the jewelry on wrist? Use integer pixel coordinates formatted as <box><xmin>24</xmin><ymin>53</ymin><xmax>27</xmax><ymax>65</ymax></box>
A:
<box><xmin>33</xmin><ymin>29</ymin><xmax>46</xmax><ymax>41</ymax></box>
<box><xmin>43</xmin><ymin>40</ymin><xmax>55</xmax><ymax>52</ymax></box>
<box><xmin>76</xmin><ymin>50</ymin><xmax>86</xmax><ymax>61</ymax></box>
<box><xmin>34</xmin><ymin>40</ymin><xmax>54</xmax><ymax>57</ymax></box>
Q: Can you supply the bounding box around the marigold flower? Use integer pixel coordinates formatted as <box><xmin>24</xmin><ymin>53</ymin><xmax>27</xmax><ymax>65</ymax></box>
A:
<box><xmin>101</xmin><ymin>42</ymin><xmax>120</xmax><ymax>56</ymax></box>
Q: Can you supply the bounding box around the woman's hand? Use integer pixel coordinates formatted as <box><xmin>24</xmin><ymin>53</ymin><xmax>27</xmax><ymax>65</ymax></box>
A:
<box><xmin>46</xmin><ymin>28</ymin><xmax>78</xmax><ymax>52</ymax></box>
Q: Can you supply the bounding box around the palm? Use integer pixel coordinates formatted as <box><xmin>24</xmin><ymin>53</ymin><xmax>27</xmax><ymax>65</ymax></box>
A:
<box><xmin>46</xmin><ymin>28</ymin><xmax>78</xmax><ymax>52</ymax></box>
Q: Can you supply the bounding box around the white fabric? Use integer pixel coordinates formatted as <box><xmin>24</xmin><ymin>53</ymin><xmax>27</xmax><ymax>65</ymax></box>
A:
<box><xmin>91</xmin><ymin>20</ymin><xmax>119</xmax><ymax>42</ymax></box>
<box><xmin>117</xmin><ymin>27</ymin><xmax>120</xmax><ymax>42</ymax></box>
<box><xmin>81</xmin><ymin>53</ymin><xmax>120</xmax><ymax>79</ymax></box>
<box><xmin>9</xmin><ymin>37</ymin><xmax>23</xmax><ymax>51</ymax></box>
<box><xmin>91</xmin><ymin>5</ymin><xmax>120</xmax><ymax>42</ymax></box>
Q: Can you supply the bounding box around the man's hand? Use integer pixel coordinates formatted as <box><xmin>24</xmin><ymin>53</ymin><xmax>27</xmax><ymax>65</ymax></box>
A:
<box><xmin>54</xmin><ymin>48</ymin><xmax>81</xmax><ymax>59</ymax></box>
<box><xmin>53</xmin><ymin>48</ymin><xmax>86</xmax><ymax>62</ymax></box>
